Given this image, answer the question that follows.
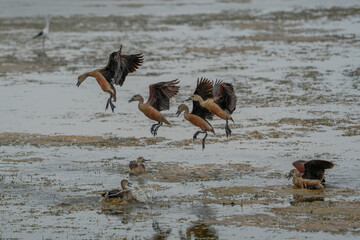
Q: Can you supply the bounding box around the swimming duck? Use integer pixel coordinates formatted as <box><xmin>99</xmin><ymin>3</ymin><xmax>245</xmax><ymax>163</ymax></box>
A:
<box><xmin>129</xmin><ymin>79</ymin><xmax>180</xmax><ymax>137</ymax></box>
<box><xmin>176</xmin><ymin>79</ymin><xmax>215</xmax><ymax>150</ymax></box>
<box><xmin>102</xmin><ymin>179</ymin><xmax>133</xmax><ymax>199</ymax></box>
<box><xmin>77</xmin><ymin>45</ymin><xmax>143</xmax><ymax>113</ymax></box>
<box><xmin>129</xmin><ymin>157</ymin><xmax>149</xmax><ymax>173</ymax></box>
<box><xmin>287</xmin><ymin>160</ymin><xmax>334</xmax><ymax>189</ymax></box>
<box><xmin>188</xmin><ymin>79</ymin><xmax>236</xmax><ymax>137</ymax></box>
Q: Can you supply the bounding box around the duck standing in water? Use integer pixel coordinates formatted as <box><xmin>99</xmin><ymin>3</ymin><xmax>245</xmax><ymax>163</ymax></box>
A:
<box><xmin>129</xmin><ymin>157</ymin><xmax>149</xmax><ymax>173</ymax></box>
<box><xmin>129</xmin><ymin>79</ymin><xmax>180</xmax><ymax>137</ymax></box>
<box><xmin>286</xmin><ymin>160</ymin><xmax>334</xmax><ymax>189</ymax></box>
<box><xmin>188</xmin><ymin>79</ymin><xmax>236</xmax><ymax>137</ymax></box>
<box><xmin>102</xmin><ymin>179</ymin><xmax>133</xmax><ymax>199</ymax></box>
<box><xmin>176</xmin><ymin>78</ymin><xmax>215</xmax><ymax>150</ymax></box>
<box><xmin>77</xmin><ymin>45</ymin><xmax>143</xmax><ymax>112</ymax></box>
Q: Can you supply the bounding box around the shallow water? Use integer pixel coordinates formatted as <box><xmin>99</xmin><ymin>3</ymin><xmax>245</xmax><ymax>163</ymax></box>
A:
<box><xmin>0</xmin><ymin>0</ymin><xmax>360</xmax><ymax>239</ymax></box>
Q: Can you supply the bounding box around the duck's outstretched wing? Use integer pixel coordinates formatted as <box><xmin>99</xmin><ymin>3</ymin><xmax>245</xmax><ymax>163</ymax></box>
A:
<box><xmin>214</xmin><ymin>82</ymin><xmax>237</xmax><ymax>114</ymax></box>
<box><xmin>212</xmin><ymin>79</ymin><xmax>223</xmax><ymax>97</ymax></box>
<box><xmin>293</xmin><ymin>160</ymin><xmax>334</xmax><ymax>181</ymax></box>
<box><xmin>100</xmin><ymin>45</ymin><xmax>143</xmax><ymax>86</ymax></box>
<box><xmin>191</xmin><ymin>77</ymin><xmax>213</xmax><ymax>119</ymax></box>
<box><xmin>147</xmin><ymin>79</ymin><xmax>180</xmax><ymax>111</ymax></box>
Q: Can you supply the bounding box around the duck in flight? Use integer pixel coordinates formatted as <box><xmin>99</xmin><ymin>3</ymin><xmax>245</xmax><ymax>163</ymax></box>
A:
<box><xmin>286</xmin><ymin>160</ymin><xmax>334</xmax><ymax>189</ymax></box>
<box><xmin>129</xmin><ymin>79</ymin><xmax>180</xmax><ymax>137</ymax></box>
<box><xmin>187</xmin><ymin>79</ymin><xmax>236</xmax><ymax>137</ymax></box>
<box><xmin>77</xmin><ymin>45</ymin><xmax>143</xmax><ymax>112</ymax></box>
<box><xmin>176</xmin><ymin>78</ymin><xmax>215</xmax><ymax>150</ymax></box>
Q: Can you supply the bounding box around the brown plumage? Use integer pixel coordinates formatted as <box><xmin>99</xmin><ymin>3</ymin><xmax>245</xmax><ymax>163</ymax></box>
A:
<box><xmin>188</xmin><ymin>78</ymin><xmax>237</xmax><ymax>137</ymax></box>
<box><xmin>128</xmin><ymin>157</ymin><xmax>149</xmax><ymax>173</ymax></box>
<box><xmin>292</xmin><ymin>160</ymin><xmax>334</xmax><ymax>183</ymax></box>
<box><xmin>102</xmin><ymin>179</ymin><xmax>134</xmax><ymax>199</ymax></box>
<box><xmin>129</xmin><ymin>79</ymin><xmax>180</xmax><ymax>137</ymax></box>
<box><xmin>287</xmin><ymin>169</ymin><xmax>324</xmax><ymax>189</ymax></box>
<box><xmin>287</xmin><ymin>160</ymin><xmax>334</xmax><ymax>189</ymax></box>
<box><xmin>176</xmin><ymin>104</ymin><xmax>215</xmax><ymax>150</ymax></box>
<box><xmin>77</xmin><ymin>45</ymin><xmax>143</xmax><ymax>113</ymax></box>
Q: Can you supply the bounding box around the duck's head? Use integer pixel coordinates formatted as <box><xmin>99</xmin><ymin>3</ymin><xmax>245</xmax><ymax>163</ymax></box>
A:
<box><xmin>121</xmin><ymin>179</ymin><xmax>132</xmax><ymax>189</ymax></box>
<box><xmin>176</xmin><ymin>104</ymin><xmax>189</xmax><ymax>116</ymax></box>
<box><xmin>186</xmin><ymin>94</ymin><xmax>203</xmax><ymax>102</ymax></box>
<box><xmin>286</xmin><ymin>169</ymin><xmax>300</xmax><ymax>180</ymax></box>
<box><xmin>137</xmin><ymin>156</ymin><xmax>149</xmax><ymax>163</ymax></box>
<box><xmin>128</xmin><ymin>94</ymin><xmax>143</xmax><ymax>103</ymax></box>
<box><xmin>76</xmin><ymin>73</ymin><xmax>88</xmax><ymax>87</ymax></box>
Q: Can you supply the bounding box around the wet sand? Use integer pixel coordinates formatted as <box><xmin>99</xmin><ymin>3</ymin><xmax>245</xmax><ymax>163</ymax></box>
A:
<box><xmin>0</xmin><ymin>0</ymin><xmax>360</xmax><ymax>239</ymax></box>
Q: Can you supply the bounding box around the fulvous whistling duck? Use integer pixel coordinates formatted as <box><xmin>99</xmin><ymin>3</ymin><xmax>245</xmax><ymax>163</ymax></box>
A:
<box><xmin>128</xmin><ymin>79</ymin><xmax>180</xmax><ymax>137</ymax></box>
<box><xmin>102</xmin><ymin>179</ymin><xmax>133</xmax><ymax>199</ymax></box>
<box><xmin>129</xmin><ymin>157</ymin><xmax>149</xmax><ymax>173</ymax></box>
<box><xmin>286</xmin><ymin>160</ymin><xmax>334</xmax><ymax>189</ymax></box>
<box><xmin>187</xmin><ymin>79</ymin><xmax>237</xmax><ymax>138</ymax></box>
<box><xmin>77</xmin><ymin>45</ymin><xmax>143</xmax><ymax>112</ymax></box>
<box><xmin>176</xmin><ymin>103</ymin><xmax>215</xmax><ymax>150</ymax></box>
<box><xmin>175</xmin><ymin>78</ymin><xmax>215</xmax><ymax>150</ymax></box>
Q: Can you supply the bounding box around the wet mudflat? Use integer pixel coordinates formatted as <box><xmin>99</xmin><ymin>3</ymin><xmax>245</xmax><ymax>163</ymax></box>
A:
<box><xmin>0</xmin><ymin>0</ymin><xmax>360</xmax><ymax>239</ymax></box>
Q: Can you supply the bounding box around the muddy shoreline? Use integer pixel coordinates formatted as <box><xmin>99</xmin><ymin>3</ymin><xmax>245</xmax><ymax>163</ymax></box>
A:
<box><xmin>1</xmin><ymin>0</ymin><xmax>360</xmax><ymax>239</ymax></box>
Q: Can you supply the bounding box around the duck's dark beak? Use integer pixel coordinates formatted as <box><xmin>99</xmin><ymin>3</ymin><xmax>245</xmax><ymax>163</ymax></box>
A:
<box><xmin>185</xmin><ymin>97</ymin><xmax>191</xmax><ymax>101</ymax></box>
<box><xmin>286</xmin><ymin>173</ymin><xmax>293</xmax><ymax>180</ymax></box>
<box><xmin>127</xmin><ymin>182</ymin><xmax>132</xmax><ymax>187</ymax></box>
<box><xmin>142</xmin><ymin>159</ymin><xmax>150</xmax><ymax>162</ymax></box>
<box><xmin>76</xmin><ymin>81</ymin><xmax>81</xmax><ymax>87</ymax></box>
<box><xmin>175</xmin><ymin>110</ymin><xmax>181</xmax><ymax>117</ymax></box>
<box><xmin>128</xmin><ymin>97</ymin><xmax>134</xmax><ymax>103</ymax></box>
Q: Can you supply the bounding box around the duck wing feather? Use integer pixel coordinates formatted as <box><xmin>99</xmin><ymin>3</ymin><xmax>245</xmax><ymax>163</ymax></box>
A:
<box><xmin>294</xmin><ymin>160</ymin><xmax>334</xmax><ymax>181</ymax></box>
<box><xmin>100</xmin><ymin>45</ymin><xmax>143</xmax><ymax>86</ymax></box>
<box><xmin>191</xmin><ymin>77</ymin><xmax>214</xmax><ymax>119</ymax></box>
<box><xmin>214</xmin><ymin>82</ymin><xmax>237</xmax><ymax>114</ymax></box>
<box><xmin>147</xmin><ymin>79</ymin><xmax>180</xmax><ymax>111</ymax></box>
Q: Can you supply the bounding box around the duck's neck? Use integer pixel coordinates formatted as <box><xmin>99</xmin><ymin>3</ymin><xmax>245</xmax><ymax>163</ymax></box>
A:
<box><xmin>137</xmin><ymin>96</ymin><xmax>145</xmax><ymax>105</ymax></box>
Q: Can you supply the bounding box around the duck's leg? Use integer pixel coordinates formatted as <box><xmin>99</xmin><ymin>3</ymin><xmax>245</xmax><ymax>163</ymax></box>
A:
<box><xmin>150</xmin><ymin>123</ymin><xmax>157</xmax><ymax>135</ymax></box>
<box><xmin>193</xmin><ymin>130</ymin><xmax>204</xmax><ymax>139</ymax></box>
<box><xmin>153</xmin><ymin>122</ymin><xmax>163</xmax><ymax>137</ymax></box>
<box><xmin>202</xmin><ymin>131</ymin><xmax>208</xmax><ymax>150</ymax></box>
<box><xmin>225</xmin><ymin>120</ymin><xmax>232</xmax><ymax>138</ymax></box>
<box><xmin>105</xmin><ymin>94</ymin><xmax>116</xmax><ymax>113</ymax></box>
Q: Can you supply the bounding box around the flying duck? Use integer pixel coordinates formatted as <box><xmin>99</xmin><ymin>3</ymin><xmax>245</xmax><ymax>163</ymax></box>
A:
<box><xmin>188</xmin><ymin>79</ymin><xmax>236</xmax><ymax>137</ymax></box>
<box><xmin>129</xmin><ymin>79</ymin><xmax>180</xmax><ymax>137</ymax></box>
<box><xmin>77</xmin><ymin>45</ymin><xmax>143</xmax><ymax>112</ymax></box>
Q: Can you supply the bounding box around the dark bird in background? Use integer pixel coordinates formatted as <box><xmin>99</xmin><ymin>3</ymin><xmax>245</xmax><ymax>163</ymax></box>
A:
<box><xmin>129</xmin><ymin>79</ymin><xmax>180</xmax><ymax>137</ymax></box>
<box><xmin>33</xmin><ymin>18</ymin><xmax>50</xmax><ymax>51</ymax></box>
<box><xmin>77</xmin><ymin>45</ymin><xmax>143</xmax><ymax>112</ymax></box>
<box><xmin>286</xmin><ymin>160</ymin><xmax>334</xmax><ymax>189</ymax></box>
<box><xmin>176</xmin><ymin>78</ymin><xmax>215</xmax><ymax>150</ymax></box>
<box><xmin>187</xmin><ymin>79</ymin><xmax>237</xmax><ymax>137</ymax></box>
